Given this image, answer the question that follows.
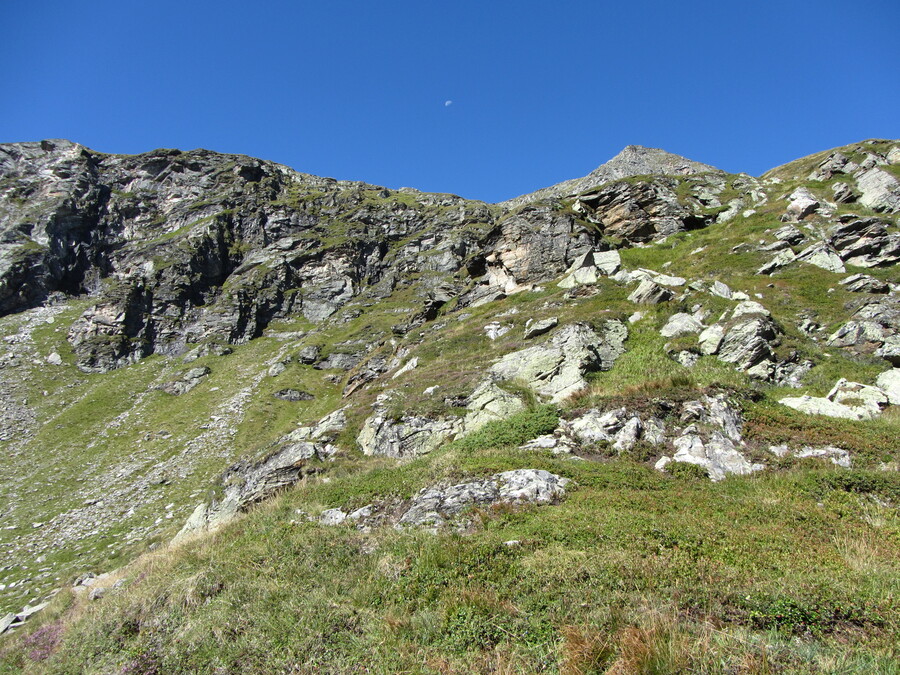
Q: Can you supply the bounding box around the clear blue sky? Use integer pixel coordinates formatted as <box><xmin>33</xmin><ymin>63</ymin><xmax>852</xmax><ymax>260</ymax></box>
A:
<box><xmin>2</xmin><ymin>1</ymin><xmax>898</xmax><ymax>202</ymax></box>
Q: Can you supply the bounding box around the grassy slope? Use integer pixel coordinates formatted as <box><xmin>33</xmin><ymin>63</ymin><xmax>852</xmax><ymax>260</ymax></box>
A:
<box><xmin>1</xmin><ymin>140</ymin><xmax>899</xmax><ymax>671</ymax></box>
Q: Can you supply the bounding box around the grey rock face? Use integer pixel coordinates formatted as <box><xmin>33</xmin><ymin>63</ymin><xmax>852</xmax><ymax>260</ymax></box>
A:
<box><xmin>0</xmin><ymin>141</ymin><xmax>622</xmax><ymax>373</ymax></box>
<box><xmin>856</xmin><ymin>167</ymin><xmax>900</xmax><ymax>212</ymax></box>
<box><xmin>396</xmin><ymin>469</ymin><xmax>570</xmax><ymax>529</ymax></box>
<box><xmin>273</xmin><ymin>389</ymin><xmax>314</xmax><ymax>402</ymax></box>
<box><xmin>490</xmin><ymin>321</ymin><xmax>627</xmax><ymax>402</ymax></box>
<box><xmin>357</xmin><ymin>411</ymin><xmax>459</xmax><ymax>459</ymax></box>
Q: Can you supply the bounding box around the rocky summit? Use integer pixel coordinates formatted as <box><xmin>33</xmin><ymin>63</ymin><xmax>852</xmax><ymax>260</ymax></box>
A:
<box><xmin>0</xmin><ymin>138</ymin><xmax>898</xmax><ymax>673</ymax></box>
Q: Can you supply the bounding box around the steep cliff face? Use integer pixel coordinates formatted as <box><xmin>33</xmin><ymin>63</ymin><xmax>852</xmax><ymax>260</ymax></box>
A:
<box><xmin>0</xmin><ymin>140</ymin><xmax>742</xmax><ymax>372</ymax></box>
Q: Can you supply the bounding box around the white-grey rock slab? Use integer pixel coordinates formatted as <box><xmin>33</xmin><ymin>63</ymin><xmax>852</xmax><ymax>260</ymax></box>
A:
<box><xmin>857</xmin><ymin>167</ymin><xmax>900</xmax><ymax>212</ymax></box>
<box><xmin>796</xmin><ymin>243</ymin><xmax>846</xmax><ymax>273</ymax></box>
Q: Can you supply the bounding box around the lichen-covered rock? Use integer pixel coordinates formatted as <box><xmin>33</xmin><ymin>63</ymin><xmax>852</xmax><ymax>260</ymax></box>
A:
<box><xmin>490</xmin><ymin>321</ymin><xmax>626</xmax><ymax>402</ymax></box>
<box><xmin>357</xmin><ymin>412</ymin><xmax>459</xmax><ymax>459</ymax></box>
<box><xmin>396</xmin><ymin>469</ymin><xmax>570</xmax><ymax>529</ymax></box>
<box><xmin>718</xmin><ymin>316</ymin><xmax>779</xmax><ymax>371</ymax></box>
<box><xmin>461</xmin><ymin>380</ymin><xmax>527</xmax><ymax>434</ymax></box>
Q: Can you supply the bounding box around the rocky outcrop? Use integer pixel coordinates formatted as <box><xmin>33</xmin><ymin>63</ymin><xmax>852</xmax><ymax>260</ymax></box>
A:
<box><xmin>490</xmin><ymin>321</ymin><xmax>627</xmax><ymax>402</ymax></box>
<box><xmin>829</xmin><ymin>216</ymin><xmax>900</xmax><ymax>267</ymax></box>
<box><xmin>0</xmin><ymin>141</ymin><xmax>625</xmax><ymax>373</ymax></box>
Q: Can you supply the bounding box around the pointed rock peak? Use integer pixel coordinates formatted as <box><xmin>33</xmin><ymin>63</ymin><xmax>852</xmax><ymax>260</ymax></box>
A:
<box><xmin>502</xmin><ymin>145</ymin><xmax>721</xmax><ymax>207</ymax></box>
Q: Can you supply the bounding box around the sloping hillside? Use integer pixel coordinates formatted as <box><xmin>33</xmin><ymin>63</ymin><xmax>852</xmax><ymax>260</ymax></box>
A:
<box><xmin>0</xmin><ymin>138</ymin><xmax>898</xmax><ymax>673</ymax></box>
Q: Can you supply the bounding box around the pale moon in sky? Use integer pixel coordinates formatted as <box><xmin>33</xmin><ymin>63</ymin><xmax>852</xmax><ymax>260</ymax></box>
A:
<box><xmin>444</xmin><ymin>100</ymin><xmax>453</xmax><ymax>107</ymax></box>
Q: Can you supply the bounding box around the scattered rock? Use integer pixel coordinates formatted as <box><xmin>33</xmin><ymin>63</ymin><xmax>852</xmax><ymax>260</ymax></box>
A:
<box><xmin>773</xmin><ymin>224</ymin><xmax>805</xmax><ymax>245</ymax></box>
<box><xmin>783</xmin><ymin>187</ymin><xmax>819</xmax><ymax>221</ymax></box>
<box><xmin>796</xmin><ymin>243</ymin><xmax>845</xmax><ymax>273</ymax></box>
<box><xmin>484</xmin><ymin>322</ymin><xmax>512</xmax><ymax>340</ymax></box>
<box><xmin>698</xmin><ymin>324</ymin><xmax>725</xmax><ymax>355</ymax></box>
<box><xmin>757</xmin><ymin>249</ymin><xmax>797</xmax><ymax>275</ymax></box>
<box><xmin>718</xmin><ymin>316</ymin><xmax>778</xmax><ymax>371</ymax></box>
<box><xmin>391</xmin><ymin>356</ymin><xmax>418</xmax><ymax>379</ymax></box>
<box><xmin>523</xmin><ymin>317</ymin><xmax>558</xmax><ymax>339</ymax></box>
<box><xmin>832</xmin><ymin>182</ymin><xmax>856</xmax><ymax>204</ymax></box>
<box><xmin>660</xmin><ymin>313</ymin><xmax>704</xmax><ymax>338</ymax></box>
<box><xmin>319</xmin><ymin>509</ymin><xmax>347</xmax><ymax>526</ymax></box>
<box><xmin>296</xmin><ymin>344</ymin><xmax>321</xmax><ymax>364</ymax></box>
<box><xmin>628</xmin><ymin>279</ymin><xmax>673</xmax><ymax>304</ymax></box>
<box><xmin>770</xmin><ymin>444</ymin><xmax>851</xmax><ymax>468</ymax></box>
<box><xmin>273</xmin><ymin>389</ymin><xmax>314</xmax><ymax>402</ymax></box>
<box><xmin>157</xmin><ymin>366</ymin><xmax>210</xmax><ymax>395</ymax></box>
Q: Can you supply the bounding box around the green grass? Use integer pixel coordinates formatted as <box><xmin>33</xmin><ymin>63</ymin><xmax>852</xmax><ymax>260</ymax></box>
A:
<box><xmin>1</xmin><ymin>450</ymin><xmax>896</xmax><ymax>674</ymax></box>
